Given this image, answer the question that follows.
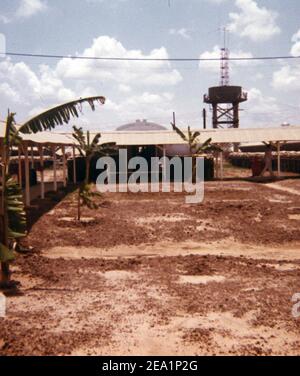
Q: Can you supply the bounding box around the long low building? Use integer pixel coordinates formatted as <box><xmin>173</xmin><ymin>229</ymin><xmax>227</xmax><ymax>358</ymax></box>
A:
<box><xmin>1</xmin><ymin>124</ymin><xmax>300</xmax><ymax>207</ymax></box>
<box><xmin>89</xmin><ymin>126</ymin><xmax>300</xmax><ymax>146</ymax></box>
<box><xmin>2</xmin><ymin>124</ymin><xmax>300</xmax><ymax>146</ymax></box>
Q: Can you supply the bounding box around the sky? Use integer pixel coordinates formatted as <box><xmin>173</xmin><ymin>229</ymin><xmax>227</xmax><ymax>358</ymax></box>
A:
<box><xmin>0</xmin><ymin>0</ymin><xmax>300</xmax><ymax>131</ymax></box>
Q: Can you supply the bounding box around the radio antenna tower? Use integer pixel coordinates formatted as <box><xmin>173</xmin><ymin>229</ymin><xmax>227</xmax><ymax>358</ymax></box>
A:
<box><xmin>204</xmin><ymin>26</ymin><xmax>248</xmax><ymax>131</ymax></box>
<box><xmin>220</xmin><ymin>27</ymin><xmax>230</xmax><ymax>86</ymax></box>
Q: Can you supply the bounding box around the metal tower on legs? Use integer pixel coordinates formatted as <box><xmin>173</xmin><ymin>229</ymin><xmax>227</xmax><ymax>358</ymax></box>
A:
<box><xmin>204</xmin><ymin>28</ymin><xmax>247</xmax><ymax>129</ymax></box>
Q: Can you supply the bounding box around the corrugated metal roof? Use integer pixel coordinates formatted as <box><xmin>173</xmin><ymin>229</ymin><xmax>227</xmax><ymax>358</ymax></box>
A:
<box><xmin>0</xmin><ymin>127</ymin><xmax>75</xmax><ymax>145</ymax></box>
<box><xmin>20</xmin><ymin>132</ymin><xmax>75</xmax><ymax>146</ymax></box>
<box><xmin>1</xmin><ymin>126</ymin><xmax>300</xmax><ymax>145</ymax></box>
<box><xmin>89</xmin><ymin>127</ymin><xmax>300</xmax><ymax>145</ymax></box>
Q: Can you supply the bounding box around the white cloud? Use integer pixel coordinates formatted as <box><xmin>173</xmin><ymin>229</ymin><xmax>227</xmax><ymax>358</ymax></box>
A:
<box><xmin>228</xmin><ymin>0</ymin><xmax>280</xmax><ymax>42</ymax></box>
<box><xmin>273</xmin><ymin>29</ymin><xmax>300</xmax><ymax>90</ymax></box>
<box><xmin>241</xmin><ymin>87</ymin><xmax>283</xmax><ymax>127</ymax></box>
<box><xmin>291</xmin><ymin>29</ymin><xmax>300</xmax><ymax>56</ymax></box>
<box><xmin>86</xmin><ymin>0</ymin><xmax>128</xmax><ymax>2</ymax></box>
<box><xmin>106</xmin><ymin>92</ymin><xmax>174</xmax><ymax>122</ymax></box>
<box><xmin>16</xmin><ymin>0</ymin><xmax>47</xmax><ymax>18</ymax></box>
<box><xmin>0</xmin><ymin>83</ymin><xmax>21</xmax><ymax>103</ymax></box>
<box><xmin>169</xmin><ymin>28</ymin><xmax>191</xmax><ymax>40</ymax></box>
<box><xmin>0</xmin><ymin>15</ymin><xmax>10</xmax><ymax>24</ymax></box>
<box><xmin>55</xmin><ymin>36</ymin><xmax>182</xmax><ymax>86</ymax></box>
<box><xmin>272</xmin><ymin>65</ymin><xmax>300</xmax><ymax>90</ymax></box>
<box><xmin>0</xmin><ymin>59</ymin><xmax>75</xmax><ymax>108</ymax></box>
<box><xmin>0</xmin><ymin>36</ymin><xmax>179</xmax><ymax>126</ymax></box>
<box><xmin>0</xmin><ymin>0</ymin><xmax>47</xmax><ymax>23</ymax></box>
<box><xmin>0</xmin><ymin>33</ymin><xmax>6</xmax><ymax>55</ymax></box>
<box><xmin>86</xmin><ymin>0</ymin><xmax>128</xmax><ymax>4</ymax></box>
<box><xmin>206</xmin><ymin>0</ymin><xmax>227</xmax><ymax>3</ymax></box>
<box><xmin>246</xmin><ymin>87</ymin><xmax>279</xmax><ymax>114</ymax></box>
<box><xmin>242</xmin><ymin>87</ymin><xmax>300</xmax><ymax>127</ymax></box>
<box><xmin>118</xmin><ymin>84</ymin><xmax>132</xmax><ymax>93</ymax></box>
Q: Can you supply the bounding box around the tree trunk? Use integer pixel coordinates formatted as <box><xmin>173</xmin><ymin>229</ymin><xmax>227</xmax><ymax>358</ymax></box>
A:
<box><xmin>85</xmin><ymin>157</ymin><xmax>91</xmax><ymax>184</ymax></box>
<box><xmin>1</xmin><ymin>262</ymin><xmax>10</xmax><ymax>286</ymax></box>
<box><xmin>0</xmin><ymin>126</ymin><xmax>11</xmax><ymax>287</ymax></box>
<box><xmin>0</xmin><ymin>213</ymin><xmax>10</xmax><ymax>286</ymax></box>
<box><xmin>192</xmin><ymin>156</ymin><xmax>196</xmax><ymax>184</ymax></box>
<box><xmin>77</xmin><ymin>187</ymin><xmax>81</xmax><ymax>221</ymax></box>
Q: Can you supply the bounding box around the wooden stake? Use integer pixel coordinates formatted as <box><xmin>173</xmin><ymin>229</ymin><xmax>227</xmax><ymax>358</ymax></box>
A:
<box><xmin>163</xmin><ymin>145</ymin><xmax>167</xmax><ymax>182</ymax></box>
<box><xmin>220</xmin><ymin>151</ymin><xmax>224</xmax><ymax>180</ymax></box>
<box><xmin>215</xmin><ymin>154</ymin><xmax>219</xmax><ymax>179</ymax></box>
<box><xmin>62</xmin><ymin>145</ymin><xmax>67</xmax><ymax>188</ymax></box>
<box><xmin>277</xmin><ymin>142</ymin><xmax>281</xmax><ymax>178</ymax></box>
<box><xmin>73</xmin><ymin>145</ymin><xmax>77</xmax><ymax>184</ymax></box>
<box><xmin>24</xmin><ymin>143</ymin><xmax>30</xmax><ymax>207</ymax></box>
<box><xmin>18</xmin><ymin>146</ymin><xmax>22</xmax><ymax>186</ymax></box>
<box><xmin>31</xmin><ymin>146</ymin><xmax>35</xmax><ymax>169</ymax></box>
<box><xmin>38</xmin><ymin>145</ymin><xmax>45</xmax><ymax>199</ymax></box>
<box><xmin>52</xmin><ymin>145</ymin><xmax>57</xmax><ymax>192</ymax></box>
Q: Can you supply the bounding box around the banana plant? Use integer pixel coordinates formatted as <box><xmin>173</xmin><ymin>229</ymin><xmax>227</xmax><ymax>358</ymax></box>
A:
<box><xmin>72</xmin><ymin>126</ymin><xmax>116</xmax><ymax>221</ymax></box>
<box><xmin>0</xmin><ymin>96</ymin><xmax>106</xmax><ymax>287</ymax></box>
<box><xmin>171</xmin><ymin>121</ymin><xmax>222</xmax><ymax>182</ymax></box>
<box><xmin>171</xmin><ymin>122</ymin><xmax>217</xmax><ymax>155</ymax></box>
<box><xmin>0</xmin><ymin>112</ymin><xmax>24</xmax><ymax>287</ymax></box>
<box><xmin>0</xmin><ymin>176</ymin><xmax>27</xmax><ymax>260</ymax></box>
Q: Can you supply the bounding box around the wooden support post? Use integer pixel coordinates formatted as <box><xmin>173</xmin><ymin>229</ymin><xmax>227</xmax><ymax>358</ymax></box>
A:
<box><xmin>215</xmin><ymin>154</ymin><xmax>219</xmax><ymax>179</ymax></box>
<box><xmin>203</xmin><ymin>108</ymin><xmax>207</xmax><ymax>129</ymax></box>
<box><xmin>73</xmin><ymin>145</ymin><xmax>77</xmax><ymax>184</ymax></box>
<box><xmin>24</xmin><ymin>142</ymin><xmax>30</xmax><ymax>207</ymax></box>
<box><xmin>52</xmin><ymin>145</ymin><xmax>57</xmax><ymax>192</ymax></box>
<box><xmin>18</xmin><ymin>146</ymin><xmax>22</xmax><ymax>186</ymax></box>
<box><xmin>38</xmin><ymin>145</ymin><xmax>45</xmax><ymax>199</ymax></box>
<box><xmin>163</xmin><ymin>145</ymin><xmax>167</xmax><ymax>182</ymax></box>
<box><xmin>277</xmin><ymin>142</ymin><xmax>281</xmax><ymax>178</ymax></box>
<box><xmin>62</xmin><ymin>145</ymin><xmax>67</xmax><ymax>188</ymax></box>
<box><xmin>31</xmin><ymin>146</ymin><xmax>35</xmax><ymax>169</ymax></box>
<box><xmin>220</xmin><ymin>151</ymin><xmax>224</xmax><ymax>180</ymax></box>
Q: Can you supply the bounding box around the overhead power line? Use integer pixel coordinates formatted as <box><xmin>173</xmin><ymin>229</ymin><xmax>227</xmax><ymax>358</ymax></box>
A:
<box><xmin>4</xmin><ymin>51</ymin><xmax>300</xmax><ymax>62</ymax></box>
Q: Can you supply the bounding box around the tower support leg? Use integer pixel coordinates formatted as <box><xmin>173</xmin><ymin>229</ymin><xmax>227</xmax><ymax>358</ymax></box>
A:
<box><xmin>212</xmin><ymin>104</ymin><xmax>218</xmax><ymax>129</ymax></box>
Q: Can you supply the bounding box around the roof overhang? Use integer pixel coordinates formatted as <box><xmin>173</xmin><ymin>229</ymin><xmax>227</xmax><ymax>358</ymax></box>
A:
<box><xmin>1</xmin><ymin>126</ymin><xmax>300</xmax><ymax>146</ymax></box>
<box><xmin>87</xmin><ymin>127</ymin><xmax>300</xmax><ymax>146</ymax></box>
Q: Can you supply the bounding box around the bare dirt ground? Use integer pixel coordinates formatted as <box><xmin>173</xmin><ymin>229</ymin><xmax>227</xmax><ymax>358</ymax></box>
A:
<box><xmin>1</xmin><ymin>177</ymin><xmax>300</xmax><ymax>356</ymax></box>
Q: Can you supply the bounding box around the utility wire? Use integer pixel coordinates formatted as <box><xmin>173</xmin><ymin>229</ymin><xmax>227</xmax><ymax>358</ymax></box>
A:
<box><xmin>4</xmin><ymin>51</ymin><xmax>300</xmax><ymax>62</ymax></box>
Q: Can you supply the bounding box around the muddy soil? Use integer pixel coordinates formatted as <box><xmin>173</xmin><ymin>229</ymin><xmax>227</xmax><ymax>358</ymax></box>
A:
<box><xmin>1</xmin><ymin>179</ymin><xmax>300</xmax><ymax>355</ymax></box>
<box><xmin>26</xmin><ymin>180</ymin><xmax>300</xmax><ymax>248</ymax></box>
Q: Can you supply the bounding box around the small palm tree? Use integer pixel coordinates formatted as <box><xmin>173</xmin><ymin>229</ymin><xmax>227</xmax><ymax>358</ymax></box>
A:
<box><xmin>72</xmin><ymin>126</ymin><xmax>116</xmax><ymax>221</ymax></box>
<box><xmin>171</xmin><ymin>122</ymin><xmax>214</xmax><ymax>155</ymax></box>
<box><xmin>171</xmin><ymin>121</ymin><xmax>221</xmax><ymax>182</ymax></box>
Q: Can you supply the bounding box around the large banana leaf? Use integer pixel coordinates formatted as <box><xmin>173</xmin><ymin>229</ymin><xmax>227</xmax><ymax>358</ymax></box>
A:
<box><xmin>0</xmin><ymin>176</ymin><xmax>27</xmax><ymax>262</ymax></box>
<box><xmin>171</xmin><ymin>121</ymin><xmax>188</xmax><ymax>143</ymax></box>
<box><xmin>72</xmin><ymin>126</ymin><xmax>117</xmax><ymax>158</ymax></box>
<box><xmin>19</xmin><ymin>96</ymin><xmax>106</xmax><ymax>134</ymax></box>
<box><xmin>171</xmin><ymin>122</ymin><xmax>215</xmax><ymax>155</ymax></box>
<box><xmin>5</xmin><ymin>177</ymin><xmax>27</xmax><ymax>239</ymax></box>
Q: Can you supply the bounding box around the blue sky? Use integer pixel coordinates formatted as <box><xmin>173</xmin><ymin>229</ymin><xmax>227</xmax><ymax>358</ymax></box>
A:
<box><xmin>0</xmin><ymin>0</ymin><xmax>300</xmax><ymax>131</ymax></box>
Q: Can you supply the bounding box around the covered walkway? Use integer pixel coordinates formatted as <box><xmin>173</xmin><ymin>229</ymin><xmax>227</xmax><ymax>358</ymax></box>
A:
<box><xmin>1</xmin><ymin>131</ymin><xmax>77</xmax><ymax>207</ymax></box>
<box><xmin>1</xmin><ymin>125</ymin><xmax>300</xmax><ymax>207</ymax></box>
